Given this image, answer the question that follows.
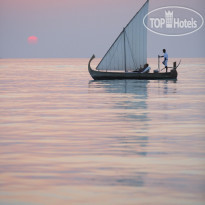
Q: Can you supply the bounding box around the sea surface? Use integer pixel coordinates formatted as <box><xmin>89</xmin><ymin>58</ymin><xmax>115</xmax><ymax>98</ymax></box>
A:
<box><xmin>0</xmin><ymin>58</ymin><xmax>205</xmax><ymax>205</ymax></box>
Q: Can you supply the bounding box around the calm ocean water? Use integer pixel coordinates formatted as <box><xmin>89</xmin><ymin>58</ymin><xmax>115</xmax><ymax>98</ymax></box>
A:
<box><xmin>0</xmin><ymin>58</ymin><xmax>205</xmax><ymax>205</ymax></box>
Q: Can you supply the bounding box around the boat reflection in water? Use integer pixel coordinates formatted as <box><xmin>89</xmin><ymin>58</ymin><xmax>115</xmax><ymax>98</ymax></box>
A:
<box><xmin>89</xmin><ymin>79</ymin><xmax>150</xmax><ymax>151</ymax></box>
<box><xmin>88</xmin><ymin>79</ymin><xmax>151</xmax><ymax>187</ymax></box>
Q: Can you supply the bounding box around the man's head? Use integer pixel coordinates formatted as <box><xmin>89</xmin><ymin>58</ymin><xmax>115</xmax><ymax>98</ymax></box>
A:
<box><xmin>144</xmin><ymin>63</ymin><xmax>149</xmax><ymax>68</ymax></box>
<box><xmin>163</xmin><ymin>49</ymin><xmax>166</xmax><ymax>53</ymax></box>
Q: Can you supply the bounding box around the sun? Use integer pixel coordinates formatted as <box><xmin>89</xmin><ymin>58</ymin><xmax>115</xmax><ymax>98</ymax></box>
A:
<box><xmin>27</xmin><ymin>36</ymin><xmax>38</xmax><ymax>44</ymax></box>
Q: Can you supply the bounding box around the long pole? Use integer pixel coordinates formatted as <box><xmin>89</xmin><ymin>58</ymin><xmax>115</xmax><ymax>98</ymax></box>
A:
<box><xmin>158</xmin><ymin>55</ymin><xmax>160</xmax><ymax>72</ymax></box>
<box><xmin>123</xmin><ymin>28</ymin><xmax>127</xmax><ymax>73</ymax></box>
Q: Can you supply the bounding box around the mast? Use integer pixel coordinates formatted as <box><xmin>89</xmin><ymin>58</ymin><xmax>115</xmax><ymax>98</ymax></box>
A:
<box><xmin>123</xmin><ymin>28</ymin><xmax>127</xmax><ymax>73</ymax></box>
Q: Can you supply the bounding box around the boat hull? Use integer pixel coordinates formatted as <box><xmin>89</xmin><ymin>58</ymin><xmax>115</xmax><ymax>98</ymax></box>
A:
<box><xmin>88</xmin><ymin>55</ymin><xmax>178</xmax><ymax>80</ymax></box>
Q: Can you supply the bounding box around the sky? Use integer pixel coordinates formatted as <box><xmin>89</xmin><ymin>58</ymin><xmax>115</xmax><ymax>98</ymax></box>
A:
<box><xmin>0</xmin><ymin>0</ymin><xmax>204</xmax><ymax>58</ymax></box>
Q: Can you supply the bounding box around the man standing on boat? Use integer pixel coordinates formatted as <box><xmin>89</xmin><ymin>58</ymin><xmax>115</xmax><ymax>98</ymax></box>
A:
<box><xmin>159</xmin><ymin>49</ymin><xmax>168</xmax><ymax>72</ymax></box>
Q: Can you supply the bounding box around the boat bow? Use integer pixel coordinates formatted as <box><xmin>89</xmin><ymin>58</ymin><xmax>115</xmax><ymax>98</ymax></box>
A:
<box><xmin>88</xmin><ymin>54</ymin><xmax>97</xmax><ymax>78</ymax></box>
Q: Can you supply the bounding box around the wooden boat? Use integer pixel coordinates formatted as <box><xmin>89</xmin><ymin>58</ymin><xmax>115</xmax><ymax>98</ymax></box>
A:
<box><xmin>89</xmin><ymin>55</ymin><xmax>178</xmax><ymax>80</ymax></box>
<box><xmin>88</xmin><ymin>0</ymin><xmax>180</xmax><ymax>80</ymax></box>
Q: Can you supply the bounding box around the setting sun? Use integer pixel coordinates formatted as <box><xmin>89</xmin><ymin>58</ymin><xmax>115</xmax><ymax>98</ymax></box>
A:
<box><xmin>27</xmin><ymin>36</ymin><xmax>38</xmax><ymax>44</ymax></box>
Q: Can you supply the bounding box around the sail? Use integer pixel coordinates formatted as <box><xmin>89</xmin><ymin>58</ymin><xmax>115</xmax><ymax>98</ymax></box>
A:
<box><xmin>97</xmin><ymin>0</ymin><xmax>149</xmax><ymax>72</ymax></box>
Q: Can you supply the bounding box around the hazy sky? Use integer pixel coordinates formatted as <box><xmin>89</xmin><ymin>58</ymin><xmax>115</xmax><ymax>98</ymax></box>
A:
<box><xmin>0</xmin><ymin>0</ymin><xmax>204</xmax><ymax>58</ymax></box>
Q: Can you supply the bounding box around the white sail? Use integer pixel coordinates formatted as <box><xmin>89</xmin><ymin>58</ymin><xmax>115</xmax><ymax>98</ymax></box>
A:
<box><xmin>97</xmin><ymin>0</ymin><xmax>149</xmax><ymax>72</ymax></box>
